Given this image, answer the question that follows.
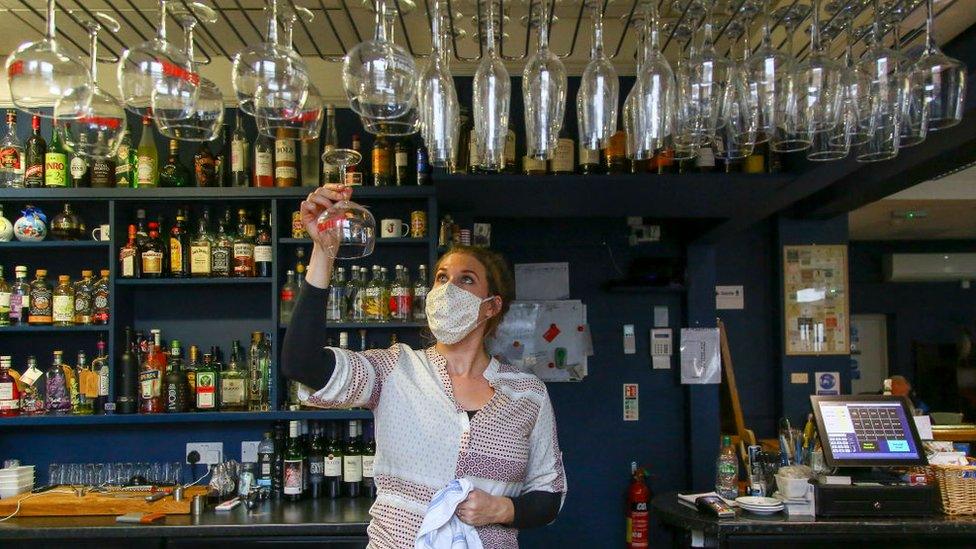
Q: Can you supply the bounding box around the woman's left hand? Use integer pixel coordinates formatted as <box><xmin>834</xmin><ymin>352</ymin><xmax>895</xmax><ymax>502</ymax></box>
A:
<box><xmin>455</xmin><ymin>489</ymin><xmax>514</xmax><ymax>527</ymax></box>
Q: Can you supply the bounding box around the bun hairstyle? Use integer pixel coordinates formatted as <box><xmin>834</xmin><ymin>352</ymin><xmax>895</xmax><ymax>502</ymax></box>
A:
<box><xmin>434</xmin><ymin>246</ymin><xmax>515</xmax><ymax>339</ymax></box>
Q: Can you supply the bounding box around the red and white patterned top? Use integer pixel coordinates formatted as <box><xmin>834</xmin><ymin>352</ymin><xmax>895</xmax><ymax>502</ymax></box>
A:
<box><xmin>297</xmin><ymin>344</ymin><xmax>566</xmax><ymax>549</ymax></box>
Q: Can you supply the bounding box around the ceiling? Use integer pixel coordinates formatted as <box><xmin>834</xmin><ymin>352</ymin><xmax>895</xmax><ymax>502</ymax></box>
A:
<box><xmin>0</xmin><ymin>0</ymin><xmax>973</xmax><ymax>74</ymax></box>
<box><xmin>849</xmin><ymin>165</ymin><xmax>976</xmax><ymax>241</ymax></box>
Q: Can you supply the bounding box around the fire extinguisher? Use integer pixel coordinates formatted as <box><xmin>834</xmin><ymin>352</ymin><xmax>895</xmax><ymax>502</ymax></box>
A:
<box><xmin>626</xmin><ymin>462</ymin><xmax>651</xmax><ymax>549</ymax></box>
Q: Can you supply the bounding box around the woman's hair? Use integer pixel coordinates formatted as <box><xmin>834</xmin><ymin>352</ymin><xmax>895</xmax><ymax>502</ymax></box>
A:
<box><xmin>434</xmin><ymin>246</ymin><xmax>515</xmax><ymax>339</ymax></box>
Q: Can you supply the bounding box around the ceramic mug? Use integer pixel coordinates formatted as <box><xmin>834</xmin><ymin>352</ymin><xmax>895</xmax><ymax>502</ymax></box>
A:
<box><xmin>380</xmin><ymin>219</ymin><xmax>410</xmax><ymax>238</ymax></box>
<box><xmin>91</xmin><ymin>224</ymin><xmax>111</xmax><ymax>241</ymax></box>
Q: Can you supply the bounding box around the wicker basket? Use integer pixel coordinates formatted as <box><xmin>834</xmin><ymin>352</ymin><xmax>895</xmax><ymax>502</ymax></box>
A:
<box><xmin>930</xmin><ymin>464</ymin><xmax>976</xmax><ymax>516</ymax></box>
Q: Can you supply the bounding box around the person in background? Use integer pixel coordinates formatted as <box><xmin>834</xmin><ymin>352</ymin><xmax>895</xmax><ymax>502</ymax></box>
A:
<box><xmin>889</xmin><ymin>375</ymin><xmax>930</xmax><ymax>415</ymax></box>
<box><xmin>282</xmin><ymin>184</ymin><xmax>566</xmax><ymax>548</ymax></box>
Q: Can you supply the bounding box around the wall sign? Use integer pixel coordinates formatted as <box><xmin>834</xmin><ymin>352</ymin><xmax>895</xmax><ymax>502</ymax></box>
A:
<box><xmin>715</xmin><ymin>285</ymin><xmax>745</xmax><ymax>310</ymax></box>
<box><xmin>783</xmin><ymin>245</ymin><xmax>850</xmax><ymax>356</ymax></box>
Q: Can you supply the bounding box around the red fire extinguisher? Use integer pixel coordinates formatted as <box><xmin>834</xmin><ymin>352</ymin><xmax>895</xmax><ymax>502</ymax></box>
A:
<box><xmin>626</xmin><ymin>462</ymin><xmax>650</xmax><ymax>549</ymax></box>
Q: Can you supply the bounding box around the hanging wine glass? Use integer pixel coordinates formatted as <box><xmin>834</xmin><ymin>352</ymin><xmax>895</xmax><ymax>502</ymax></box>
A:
<box><xmin>884</xmin><ymin>6</ymin><xmax>927</xmax><ymax>148</ymax></box>
<box><xmin>577</xmin><ymin>0</ymin><xmax>618</xmax><ymax>152</ymax></box>
<box><xmin>914</xmin><ymin>0</ymin><xmax>966</xmax><ymax>131</ymax></box>
<box><xmin>473</xmin><ymin>0</ymin><xmax>510</xmax><ymax>172</ymax></box>
<box><xmin>770</xmin><ymin>2</ymin><xmax>812</xmax><ymax>152</ymax></box>
<box><xmin>6</xmin><ymin>0</ymin><xmax>92</xmax><ymax>119</ymax></box>
<box><xmin>56</xmin><ymin>13</ymin><xmax>126</xmax><ymax>160</ymax></box>
<box><xmin>523</xmin><ymin>0</ymin><xmax>567</xmax><ymax>160</ymax></box>
<box><xmin>232</xmin><ymin>0</ymin><xmax>310</xmax><ymax>117</ymax></box>
<box><xmin>687</xmin><ymin>2</ymin><xmax>733</xmax><ymax>141</ymax></box>
<box><xmin>623</xmin><ymin>10</ymin><xmax>648</xmax><ymax>161</ymax></box>
<box><xmin>343</xmin><ymin>0</ymin><xmax>418</xmax><ymax>120</ymax></box>
<box><xmin>856</xmin><ymin>0</ymin><xmax>901</xmax><ymax>163</ymax></box>
<box><xmin>715</xmin><ymin>18</ymin><xmax>756</xmax><ymax>162</ymax></box>
<box><xmin>746</xmin><ymin>1</ymin><xmax>791</xmax><ymax>145</ymax></box>
<box><xmin>359</xmin><ymin>4</ymin><xmax>421</xmax><ymax>137</ymax></box>
<box><xmin>153</xmin><ymin>5</ymin><xmax>224</xmax><ymax>142</ymax></box>
<box><xmin>825</xmin><ymin>1</ymin><xmax>871</xmax><ymax>147</ymax></box>
<box><xmin>316</xmin><ymin>148</ymin><xmax>375</xmax><ymax>260</ymax></box>
<box><xmin>636</xmin><ymin>2</ymin><xmax>677</xmax><ymax>159</ymax></box>
<box><xmin>796</xmin><ymin>0</ymin><xmax>845</xmax><ymax>160</ymax></box>
<box><xmin>255</xmin><ymin>7</ymin><xmax>323</xmax><ymax>140</ymax></box>
<box><xmin>117</xmin><ymin>0</ymin><xmax>197</xmax><ymax>117</ymax></box>
<box><xmin>418</xmin><ymin>0</ymin><xmax>460</xmax><ymax>168</ymax></box>
<box><xmin>672</xmin><ymin>23</ymin><xmax>701</xmax><ymax>161</ymax></box>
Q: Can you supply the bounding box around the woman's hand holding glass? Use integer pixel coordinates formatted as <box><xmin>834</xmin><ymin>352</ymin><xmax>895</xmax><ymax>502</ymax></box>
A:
<box><xmin>301</xmin><ymin>184</ymin><xmax>352</xmax><ymax>257</ymax></box>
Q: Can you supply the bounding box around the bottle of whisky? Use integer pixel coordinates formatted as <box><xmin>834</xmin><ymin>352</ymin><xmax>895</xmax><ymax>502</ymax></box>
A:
<box><xmin>170</xmin><ymin>209</ymin><xmax>190</xmax><ymax>277</ymax></box>
<box><xmin>211</xmin><ymin>210</ymin><xmax>233</xmax><ymax>277</ymax></box>
<box><xmin>275</xmin><ymin>128</ymin><xmax>298</xmax><ymax>187</ymax></box>
<box><xmin>90</xmin><ymin>150</ymin><xmax>114</xmax><ymax>187</ymax></box>
<box><xmin>190</xmin><ymin>210</ymin><xmax>213</xmax><ymax>278</ymax></box>
<box><xmin>140</xmin><ymin>222</ymin><xmax>165</xmax><ymax>278</ymax></box>
<box><xmin>523</xmin><ymin>156</ymin><xmax>547</xmax><ymax>176</ymax></box>
<box><xmin>233</xmin><ymin>208</ymin><xmax>255</xmax><ymax>277</ymax></box>
<box><xmin>372</xmin><ymin>137</ymin><xmax>392</xmax><ymax>186</ymax></box>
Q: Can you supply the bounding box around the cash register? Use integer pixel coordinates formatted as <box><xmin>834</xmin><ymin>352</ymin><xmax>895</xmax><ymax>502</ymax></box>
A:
<box><xmin>809</xmin><ymin>395</ymin><xmax>940</xmax><ymax>517</ymax></box>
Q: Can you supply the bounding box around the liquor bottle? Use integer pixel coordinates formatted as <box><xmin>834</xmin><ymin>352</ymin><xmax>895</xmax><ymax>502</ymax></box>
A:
<box><xmin>372</xmin><ymin>137</ymin><xmax>391</xmax><ymax>186</ymax></box>
<box><xmin>394</xmin><ymin>140</ymin><xmax>409</xmax><ymax>185</ymax></box>
<box><xmin>9</xmin><ymin>266</ymin><xmax>29</xmax><ymax>326</ymax></box>
<box><xmin>195</xmin><ymin>353</ymin><xmax>218</xmax><ymax>411</ymax></box>
<box><xmin>73</xmin><ymin>351</ymin><xmax>94</xmax><ymax>415</ymax></box>
<box><xmin>159</xmin><ymin>140</ymin><xmax>187</xmax><ymax>187</ymax></box>
<box><xmin>24</xmin><ymin>115</ymin><xmax>45</xmax><ymax>187</ymax></box>
<box><xmin>321</xmin><ymin>105</ymin><xmax>339</xmax><ymax>184</ymax></box>
<box><xmin>19</xmin><ymin>356</ymin><xmax>44</xmax><ymax>415</ymax></box>
<box><xmin>73</xmin><ymin>270</ymin><xmax>94</xmax><ymax>325</ymax></box>
<box><xmin>211</xmin><ymin>211</ymin><xmax>233</xmax><ymax>277</ymax></box>
<box><xmin>346</xmin><ymin>134</ymin><xmax>363</xmax><ymax>185</ymax></box>
<box><xmin>301</xmin><ymin>136</ymin><xmax>320</xmax><ymax>186</ymax></box>
<box><xmin>550</xmin><ymin>131</ymin><xmax>575</xmax><ymax>175</ymax></box>
<box><xmin>349</xmin><ymin>266</ymin><xmax>366</xmax><ymax>322</ymax></box>
<box><xmin>0</xmin><ymin>266</ymin><xmax>9</xmax><ymax>326</ymax></box>
<box><xmin>257</xmin><ymin>431</ymin><xmax>275</xmax><ymax>489</ymax></box>
<box><xmin>247</xmin><ymin>332</ymin><xmax>268</xmax><ymax>411</ymax></box>
<box><xmin>66</xmin><ymin>350</ymin><xmax>80</xmax><ymax>413</ymax></box>
<box><xmin>220</xmin><ymin>340</ymin><xmax>247</xmax><ymax>411</ymax></box>
<box><xmin>416</xmin><ymin>143</ymin><xmax>430</xmax><ymax>185</ymax></box>
<box><xmin>189</xmin><ymin>211</ymin><xmax>213</xmax><ymax>278</ymax></box>
<box><xmin>194</xmin><ymin>141</ymin><xmax>216</xmax><ymax>187</ymax></box>
<box><xmin>504</xmin><ymin>128</ymin><xmax>518</xmax><ymax>174</ymax></box>
<box><xmin>359</xmin><ymin>329</ymin><xmax>369</xmax><ymax>352</ymax></box>
<box><xmin>284</xmin><ymin>420</ymin><xmax>305</xmax><ymax>501</ymax></box>
<box><xmin>655</xmin><ymin>147</ymin><xmax>675</xmax><ymax>174</ymax></box>
<box><xmin>69</xmin><ymin>135</ymin><xmax>90</xmax><ymax>187</ymax></box>
<box><xmin>164</xmin><ymin>340</ymin><xmax>190</xmax><ymax>413</ymax></box>
<box><xmin>0</xmin><ymin>110</ymin><xmax>24</xmax><ymax>187</ymax></box>
<box><xmin>214</xmin><ymin>124</ymin><xmax>227</xmax><ymax>187</ymax></box>
<box><xmin>135</xmin><ymin>113</ymin><xmax>158</xmax><ymax>188</ymax></box>
<box><xmin>139</xmin><ymin>329</ymin><xmax>165</xmax><ymax>413</ymax></box>
<box><xmin>294</xmin><ymin>247</ymin><xmax>307</xmax><ymax>287</ymax></box>
<box><xmin>324</xmin><ymin>421</ymin><xmax>343</xmax><ymax>499</ymax></box>
<box><xmin>120</xmin><ymin>225</ymin><xmax>140</xmax><ymax>278</ymax></box>
<box><xmin>254</xmin><ymin>208</ymin><xmax>273</xmax><ymax>278</ymax></box>
<box><xmin>454</xmin><ymin>107</ymin><xmax>472</xmax><ymax>174</ymax></box>
<box><xmin>605</xmin><ymin>130</ymin><xmax>629</xmax><ymax>174</ymax></box>
<box><xmin>93</xmin><ymin>338</ymin><xmax>109</xmax><ymax>413</ymax></box>
<box><xmin>743</xmin><ymin>141</ymin><xmax>765</xmax><ymax>174</ymax></box>
<box><xmin>275</xmin><ymin>128</ymin><xmax>298</xmax><ymax>187</ymax></box>
<box><xmin>254</xmin><ymin>131</ymin><xmax>274</xmax><ymax>187</ymax></box>
<box><xmin>467</xmin><ymin>129</ymin><xmax>482</xmax><ymax>174</ymax></box>
<box><xmin>390</xmin><ymin>265</ymin><xmax>412</xmax><ymax>321</ymax></box>
<box><xmin>134</xmin><ymin>208</ymin><xmax>149</xmax><ymax>248</ymax></box>
<box><xmin>579</xmin><ymin>142</ymin><xmax>602</xmax><ymax>174</ymax></box>
<box><xmin>28</xmin><ymin>269</ymin><xmax>53</xmax><ymax>325</ymax></box>
<box><xmin>280</xmin><ymin>270</ymin><xmax>299</xmax><ymax>325</ymax></box>
<box><xmin>90</xmin><ymin>148</ymin><xmax>114</xmax><ymax>187</ymax></box>
<box><xmin>233</xmin><ymin>208</ymin><xmax>255</xmax><ymax>277</ymax></box>
<box><xmin>118</xmin><ymin>327</ymin><xmax>138</xmax><ymax>414</ymax></box>
<box><xmin>184</xmin><ymin>344</ymin><xmax>199</xmax><ymax>397</ymax></box>
<box><xmin>0</xmin><ymin>356</ymin><xmax>20</xmax><ymax>417</ymax></box>
<box><xmin>91</xmin><ymin>269</ymin><xmax>110</xmax><ymax>325</ymax></box>
<box><xmin>766</xmin><ymin>143</ymin><xmax>781</xmax><ymax>174</ymax></box>
<box><xmin>412</xmin><ymin>265</ymin><xmax>428</xmax><ymax>321</ymax></box>
<box><xmin>696</xmin><ymin>142</ymin><xmax>716</xmax><ymax>173</ymax></box>
<box><xmin>115</xmin><ymin>127</ymin><xmax>134</xmax><ymax>188</ymax></box>
<box><xmin>364</xmin><ymin>266</ymin><xmax>381</xmax><ymax>322</ymax></box>
<box><xmin>308</xmin><ymin>421</ymin><xmax>325</xmax><ymax>499</ymax></box>
<box><xmin>523</xmin><ymin>156</ymin><xmax>547</xmax><ymax>176</ymax></box>
<box><xmin>326</xmin><ymin>267</ymin><xmax>346</xmax><ymax>322</ymax></box>
<box><xmin>230</xmin><ymin>111</ymin><xmax>250</xmax><ymax>186</ymax></box>
<box><xmin>44</xmin><ymin>121</ymin><xmax>68</xmax><ymax>187</ymax></box>
<box><xmin>51</xmin><ymin>274</ymin><xmax>75</xmax><ymax>327</ymax></box>
<box><xmin>272</xmin><ymin>422</ymin><xmax>286</xmax><ymax>497</ymax></box>
<box><xmin>169</xmin><ymin>209</ymin><xmax>190</xmax><ymax>277</ymax></box>
<box><xmin>141</xmin><ymin>222</ymin><xmax>165</xmax><ymax>278</ymax></box>
<box><xmin>343</xmin><ymin>420</ymin><xmax>362</xmax><ymax>498</ymax></box>
<box><xmin>44</xmin><ymin>351</ymin><xmax>71</xmax><ymax>414</ymax></box>
<box><xmin>362</xmin><ymin>422</ymin><xmax>376</xmax><ymax>498</ymax></box>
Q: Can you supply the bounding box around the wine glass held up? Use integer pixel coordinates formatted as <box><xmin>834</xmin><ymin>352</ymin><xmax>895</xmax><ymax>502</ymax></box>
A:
<box><xmin>302</xmin><ymin>184</ymin><xmax>352</xmax><ymax>256</ymax></box>
<box><xmin>314</xmin><ymin>150</ymin><xmax>376</xmax><ymax>260</ymax></box>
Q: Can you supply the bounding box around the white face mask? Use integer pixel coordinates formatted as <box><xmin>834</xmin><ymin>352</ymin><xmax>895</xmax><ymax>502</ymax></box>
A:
<box><xmin>425</xmin><ymin>282</ymin><xmax>495</xmax><ymax>345</ymax></box>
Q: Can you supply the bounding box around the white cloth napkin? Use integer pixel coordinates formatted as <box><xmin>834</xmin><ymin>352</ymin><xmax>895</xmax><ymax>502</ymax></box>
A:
<box><xmin>414</xmin><ymin>478</ymin><xmax>485</xmax><ymax>549</ymax></box>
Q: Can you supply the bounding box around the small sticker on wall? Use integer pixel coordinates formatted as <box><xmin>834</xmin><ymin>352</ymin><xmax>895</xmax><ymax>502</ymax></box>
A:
<box><xmin>623</xmin><ymin>383</ymin><xmax>639</xmax><ymax>421</ymax></box>
<box><xmin>790</xmin><ymin>372</ymin><xmax>810</xmax><ymax>384</ymax></box>
<box><xmin>815</xmin><ymin>372</ymin><xmax>841</xmax><ymax>395</ymax></box>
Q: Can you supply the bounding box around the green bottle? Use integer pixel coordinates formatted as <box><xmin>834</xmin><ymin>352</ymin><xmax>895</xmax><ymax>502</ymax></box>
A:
<box><xmin>194</xmin><ymin>352</ymin><xmax>218</xmax><ymax>411</ymax></box>
<box><xmin>115</xmin><ymin>127</ymin><xmax>135</xmax><ymax>188</ymax></box>
<box><xmin>160</xmin><ymin>139</ymin><xmax>191</xmax><ymax>187</ymax></box>
<box><xmin>44</xmin><ymin>122</ymin><xmax>68</xmax><ymax>187</ymax></box>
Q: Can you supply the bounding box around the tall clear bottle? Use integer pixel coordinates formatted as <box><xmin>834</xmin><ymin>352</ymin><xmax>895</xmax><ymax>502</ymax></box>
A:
<box><xmin>73</xmin><ymin>350</ymin><xmax>94</xmax><ymax>415</ymax></box>
<box><xmin>326</xmin><ymin>267</ymin><xmax>347</xmax><ymax>322</ymax></box>
<box><xmin>220</xmin><ymin>340</ymin><xmax>248</xmax><ymax>411</ymax></box>
<box><xmin>73</xmin><ymin>270</ymin><xmax>94</xmax><ymax>325</ymax></box>
<box><xmin>9</xmin><ymin>266</ymin><xmax>29</xmax><ymax>325</ymax></box>
<box><xmin>348</xmin><ymin>266</ymin><xmax>365</xmax><ymax>322</ymax></box>
<box><xmin>0</xmin><ymin>110</ymin><xmax>24</xmax><ymax>187</ymax></box>
<box><xmin>391</xmin><ymin>265</ymin><xmax>412</xmax><ymax>321</ymax></box>
<box><xmin>248</xmin><ymin>332</ymin><xmax>269</xmax><ymax>411</ymax></box>
<box><xmin>280</xmin><ymin>270</ymin><xmax>299</xmax><ymax>325</ymax></box>
<box><xmin>413</xmin><ymin>265</ymin><xmax>429</xmax><ymax>321</ymax></box>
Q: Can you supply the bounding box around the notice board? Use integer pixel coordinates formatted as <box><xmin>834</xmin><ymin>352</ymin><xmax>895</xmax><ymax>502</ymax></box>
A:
<box><xmin>783</xmin><ymin>244</ymin><xmax>850</xmax><ymax>356</ymax></box>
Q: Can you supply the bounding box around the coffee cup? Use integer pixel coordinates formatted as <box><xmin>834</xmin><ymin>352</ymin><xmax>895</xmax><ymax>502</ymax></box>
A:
<box><xmin>91</xmin><ymin>224</ymin><xmax>110</xmax><ymax>241</ymax></box>
<box><xmin>380</xmin><ymin>219</ymin><xmax>410</xmax><ymax>238</ymax></box>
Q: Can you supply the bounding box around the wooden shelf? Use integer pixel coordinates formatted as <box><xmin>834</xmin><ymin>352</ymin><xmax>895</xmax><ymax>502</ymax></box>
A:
<box><xmin>0</xmin><ymin>325</ymin><xmax>110</xmax><ymax>333</ymax></box>
<box><xmin>0</xmin><ymin>186</ymin><xmax>435</xmax><ymax>201</ymax></box>
<box><xmin>115</xmin><ymin>277</ymin><xmax>273</xmax><ymax>286</ymax></box>
<box><xmin>0</xmin><ymin>240</ymin><xmax>109</xmax><ymax>248</ymax></box>
<box><xmin>0</xmin><ymin>409</ymin><xmax>373</xmax><ymax>427</ymax></box>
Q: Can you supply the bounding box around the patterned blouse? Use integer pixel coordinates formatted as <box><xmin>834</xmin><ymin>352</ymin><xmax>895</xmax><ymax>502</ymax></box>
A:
<box><xmin>297</xmin><ymin>344</ymin><xmax>567</xmax><ymax>548</ymax></box>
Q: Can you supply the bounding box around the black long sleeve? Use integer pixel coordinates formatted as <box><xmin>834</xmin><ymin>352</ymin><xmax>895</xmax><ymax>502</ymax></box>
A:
<box><xmin>509</xmin><ymin>491</ymin><xmax>562</xmax><ymax>529</ymax></box>
<box><xmin>280</xmin><ymin>284</ymin><xmax>336</xmax><ymax>389</ymax></box>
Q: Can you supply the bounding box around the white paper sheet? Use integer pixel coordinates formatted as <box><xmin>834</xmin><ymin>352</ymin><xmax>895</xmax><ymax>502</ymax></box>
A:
<box><xmin>514</xmin><ymin>262</ymin><xmax>570</xmax><ymax>300</ymax></box>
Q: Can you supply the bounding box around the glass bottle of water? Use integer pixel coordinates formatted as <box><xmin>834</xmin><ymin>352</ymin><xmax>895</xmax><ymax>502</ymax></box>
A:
<box><xmin>326</xmin><ymin>267</ymin><xmax>346</xmax><ymax>322</ymax></box>
<box><xmin>715</xmin><ymin>435</ymin><xmax>739</xmax><ymax>500</ymax></box>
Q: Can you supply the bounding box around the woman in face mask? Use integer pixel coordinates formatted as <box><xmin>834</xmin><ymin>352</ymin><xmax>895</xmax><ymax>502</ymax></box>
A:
<box><xmin>282</xmin><ymin>184</ymin><xmax>566</xmax><ymax>549</ymax></box>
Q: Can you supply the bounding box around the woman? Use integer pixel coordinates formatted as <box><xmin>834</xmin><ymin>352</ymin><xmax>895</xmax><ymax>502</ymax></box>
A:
<box><xmin>282</xmin><ymin>184</ymin><xmax>566</xmax><ymax>548</ymax></box>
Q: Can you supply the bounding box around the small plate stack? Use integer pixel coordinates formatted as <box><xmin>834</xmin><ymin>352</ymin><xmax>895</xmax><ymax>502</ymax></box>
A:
<box><xmin>735</xmin><ymin>496</ymin><xmax>784</xmax><ymax>515</ymax></box>
<box><xmin>0</xmin><ymin>466</ymin><xmax>34</xmax><ymax>498</ymax></box>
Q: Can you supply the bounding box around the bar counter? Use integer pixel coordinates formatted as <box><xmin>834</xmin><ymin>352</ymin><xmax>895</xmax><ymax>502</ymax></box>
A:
<box><xmin>0</xmin><ymin>497</ymin><xmax>371</xmax><ymax>548</ymax></box>
<box><xmin>652</xmin><ymin>492</ymin><xmax>976</xmax><ymax>548</ymax></box>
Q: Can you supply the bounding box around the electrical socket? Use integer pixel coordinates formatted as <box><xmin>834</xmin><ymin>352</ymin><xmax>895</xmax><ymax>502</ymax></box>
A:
<box><xmin>241</xmin><ymin>441</ymin><xmax>260</xmax><ymax>463</ymax></box>
<box><xmin>186</xmin><ymin>442</ymin><xmax>223</xmax><ymax>465</ymax></box>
